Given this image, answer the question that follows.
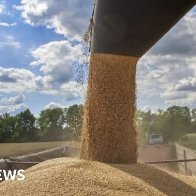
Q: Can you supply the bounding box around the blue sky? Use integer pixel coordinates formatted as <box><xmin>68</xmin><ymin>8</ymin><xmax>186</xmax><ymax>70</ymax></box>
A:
<box><xmin>0</xmin><ymin>1</ymin><xmax>195</xmax><ymax>115</ymax></box>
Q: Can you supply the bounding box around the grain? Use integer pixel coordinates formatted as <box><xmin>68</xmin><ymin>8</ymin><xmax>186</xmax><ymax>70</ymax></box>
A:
<box><xmin>80</xmin><ymin>53</ymin><xmax>139</xmax><ymax>163</ymax></box>
<box><xmin>0</xmin><ymin>158</ymin><xmax>195</xmax><ymax>196</ymax></box>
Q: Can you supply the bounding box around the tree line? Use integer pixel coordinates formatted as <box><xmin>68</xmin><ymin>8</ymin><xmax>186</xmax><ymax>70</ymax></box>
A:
<box><xmin>137</xmin><ymin>106</ymin><xmax>196</xmax><ymax>143</ymax></box>
<box><xmin>0</xmin><ymin>104</ymin><xmax>196</xmax><ymax>143</ymax></box>
<box><xmin>0</xmin><ymin>104</ymin><xmax>83</xmax><ymax>143</ymax></box>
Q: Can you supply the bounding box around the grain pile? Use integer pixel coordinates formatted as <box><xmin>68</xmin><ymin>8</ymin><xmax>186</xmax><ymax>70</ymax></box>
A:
<box><xmin>81</xmin><ymin>53</ymin><xmax>139</xmax><ymax>163</ymax></box>
<box><xmin>0</xmin><ymin>158</ymin><xmax>195</xmax><ymax>196</ymax></box>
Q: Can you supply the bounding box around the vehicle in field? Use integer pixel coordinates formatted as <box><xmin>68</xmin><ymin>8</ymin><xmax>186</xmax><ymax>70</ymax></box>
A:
<box><xmin>148</xmin><ymin>133</ymin><xmax>164</xmax><ymax>145</ymax></box>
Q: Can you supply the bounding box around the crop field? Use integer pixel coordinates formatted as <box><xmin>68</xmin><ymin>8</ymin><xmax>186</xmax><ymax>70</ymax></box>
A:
<box><xmin>0</xmin><ymin>141</ymin><xmax>68</xmax><ymax>157</ymax></box>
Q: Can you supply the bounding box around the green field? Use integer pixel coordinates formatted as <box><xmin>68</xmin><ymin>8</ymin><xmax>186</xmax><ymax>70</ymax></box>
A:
<box><xmin>0</xmin><ymin>141</ymin><xmax>68</xmax><ymax>157</ymax></box>
<box><xmin>178</xmin><ymin>133</ymin><xmax>196</xmax><ymax>151</ymax></box>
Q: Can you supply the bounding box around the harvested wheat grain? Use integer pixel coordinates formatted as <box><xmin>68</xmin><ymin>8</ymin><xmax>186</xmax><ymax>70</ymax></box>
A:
<box><xmin>114</xmin><ymin>163</ymin><xmax>196</xmax><ymax>196</ymax></box>
<box><xmin>81</xmin><ymin>53</ymin><xmax>138</xmax><ymax>163</ymax></box>
<box><xmin>0</xmin><ymin>158</ymin><xmax>195</xmax><ymax>196</ymax></box>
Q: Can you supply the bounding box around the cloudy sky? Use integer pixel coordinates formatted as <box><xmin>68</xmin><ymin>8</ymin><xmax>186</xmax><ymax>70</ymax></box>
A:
<box><xmin>0</xmin><ymin>0</ymin><xmax>195</xmax><ymax>115</ymax></box>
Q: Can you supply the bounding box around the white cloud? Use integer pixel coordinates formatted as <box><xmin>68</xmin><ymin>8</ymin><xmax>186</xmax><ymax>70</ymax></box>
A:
<box><xmin>140</xmin><ymin>106</ymin><xmax>161</xmax><ymax>113</ymax></box>
<box><xmin>0</xmin><ymin>67</ymin><xmax>37</xmax><ymax>93</ymax></box>
<box><xmin>137</xmin><ymin>8</ymin><xmax>196</xmax><ymax>108</ymax></box>
<box><xmin>1</xmin><ymin>94</ymin><xmax>25</xmax><ymax>105</ymax></box>
<box><xmin>16</xmin><ymin>0</ymin><xmax>92</xmax><ymax>40</ymax></box>
<box><xmin>0</xmin><ymin>65</ymin><xmax>84</xmax><ymax>102</ymax></box>
<box><xmin>0</xmin><ymin>2</ymin><xmax>6</xmax><ymax>15</ymax></box>
<box><xmin>164</xmin><ymin>95</ymin><xmax>196</xmax><ymax>107</ymax></box>
<box><xmin>0</xmin><ymin>1</ymin><xmax>10</xmax><ymax>15</ymax></box>
<box><xmin>30</xmin><ymin>40</ymin><xmax>82</xmax><ymax>85</ymax></box>
<box><xmin>175</xmin><ymin>77</ymin><xmax>196</xmax><ymax>92</ymax></box>
<box><xmin>0</xmin><ymin>22</ymin><xmax>17</xmax><ymax>27</ymax></box>
<box><xmin>0</xmin><ymin>103</ymin><xmax>28</xmax><ymax>115</ymax></box>
<box><xmin>0</xmin><ymin>94</ymin><xmax>27</xmax><ymax>115</ymax></box>
<box><xmin>0</xmin><ymin>35</ymin><xmax>20</xmax><ymax>48</ymax></box>
<box><xmin>44</xmin><ymin>102</ymin><xmax>65</xmax><ymax>110</ymax></box>
<box><xmin>35</xmin><ymin>78</ymin><xmax>84</xmax><ymax>101</ymax></box>
<box><xmin>60</xmin><ymin>81</ymin><xmax>83</xmax><ymax>101</ymax></box>
<box><xmin>28</xmin><ymin>39</ymin><xmax>86</xmax><ymax>102</ymax></box>
<box><xmin>160</xmin><ymin>91</ymin><xmax>188</xmax><ymax>100</ymax></box>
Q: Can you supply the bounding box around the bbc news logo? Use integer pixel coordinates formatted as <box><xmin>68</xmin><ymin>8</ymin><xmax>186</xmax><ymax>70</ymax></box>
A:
<box><xmin>0</xmin><ymin>170</ymin><xmax>25</xmax><ymax>181</ymax></box>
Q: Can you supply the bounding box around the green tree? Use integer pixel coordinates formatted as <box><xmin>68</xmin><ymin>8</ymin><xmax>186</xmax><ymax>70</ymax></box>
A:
<box><xmin>136</xmin><ymin>110</ymin><xmax>157</xmax><ymax>143</ymax></box>
<box><xmin>0</xmin><ymin>113</ymin><xmax>17</xmax><ymax>143</ymax></box>
<box><xmin>137</xmin><ymin>106</ymin><xmax>192</xmax><ymax>143</ymax></box>
<box><xmin>155</xmin><ymin>106</ymin><xmax>192</xmax><ymax>142</ymax></box>
<box><xmin>191</xmin><ymin>109</ymin><xmax>196</xmax><ymax>132</ymax></box>
<box><xmin>38</xmin><ymin>108</ymin><xmax>66</xmax><ymax>141</ymax></box>
<box><xmin>13</xmin><ymin>109</ymin><xmax>37</xmax><ymax>142</ymax></box>
<box><xmin>66</xmin><ymin>104</ymin><xmax>83</xmax><ymax>140</ymax></box>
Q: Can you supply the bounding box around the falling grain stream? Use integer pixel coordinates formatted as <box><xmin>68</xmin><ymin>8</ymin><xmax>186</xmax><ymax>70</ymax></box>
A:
<box><xmin>81</xmin><ymin>53</ymin><xmax>138</xmax><ymax>163</ymax></box>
